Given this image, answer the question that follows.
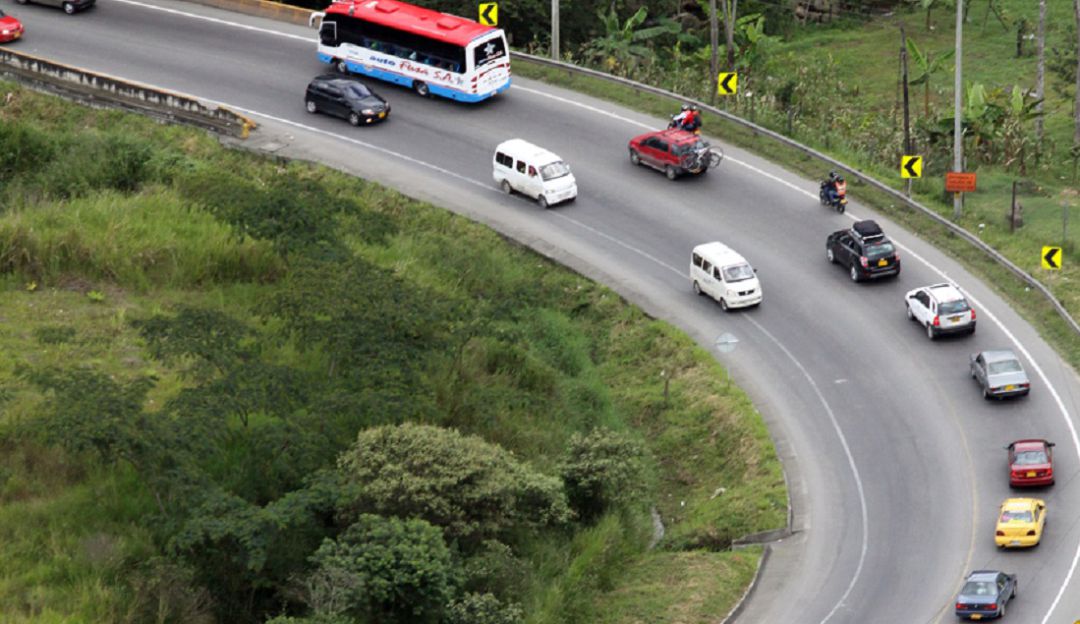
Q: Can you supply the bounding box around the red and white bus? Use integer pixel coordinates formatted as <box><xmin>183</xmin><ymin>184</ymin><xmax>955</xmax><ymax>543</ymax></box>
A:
<box><xmin>310</xmin><ymin>0</ymin><xmax>511</xmax><ymax>103</ymax></box>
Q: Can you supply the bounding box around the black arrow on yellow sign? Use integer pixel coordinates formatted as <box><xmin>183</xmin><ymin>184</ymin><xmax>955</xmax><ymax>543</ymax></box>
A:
<box><xmin>901</xmin><ymin>155</ymin><xmax>922</xmax><ymax>178</ymax></box>
<box><xmin>1042</xmin><ymin>246</ymin><xmax>1062</xmax><ymax>270</ymax></box>
<box><xmin>717</xmin><ymin>72</ymin><xmax>737</xmax><ymax>95</ymax></box>
<box><xmin>478</xmin><ymin>2</ymin><xmax>497</xmax><ymax>25</ymax></box>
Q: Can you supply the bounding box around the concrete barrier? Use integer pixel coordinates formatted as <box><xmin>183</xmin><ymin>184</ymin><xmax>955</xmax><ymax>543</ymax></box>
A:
<box><xmin>0</xmin><ymin>48</ymin><xmax>256</xmax><ymax>138</ymax></box>
<box><xmin>182</xmin><ymin>0</ymin><xmax>311</xmax><ymax>25</ymax></box>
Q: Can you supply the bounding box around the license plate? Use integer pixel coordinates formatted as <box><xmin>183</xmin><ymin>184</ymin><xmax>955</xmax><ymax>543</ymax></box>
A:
<box><xmin>877</xmin><ymin>259</ymin><xmax>888</xmax><ymax>267</ymax></box>
<box><xmin>971</xmin><ymin>615</ymin><xmax>982</xmax><ymax>621</ymax></box>
<box><xmin>1010</xmin><ymin>540</ymin><xmax>1021</xmax><ymax>546</ymax></box>
<box><xmin>1027</xmin><ymin>471</ymin><xmax>1036</xmax><ymax>477</ymax></box>
<box><xmin>13</xmin><ymin>32</ymin><xmax>20</xmax><ymax>38</ymax></box>
<box><xmin>1005</xmin><ymin>385</ymin><xmax>1015</xmax><ymax>391</ymax></box>
<box><xmin>950</xmin><ymin>315</ymin><xmax>961</xmax><ymax>322</ymax></box>
<box><xmin>378</xmin><ymin>112</ymin><xmax>386</xmax><ymax>119</ymax></box>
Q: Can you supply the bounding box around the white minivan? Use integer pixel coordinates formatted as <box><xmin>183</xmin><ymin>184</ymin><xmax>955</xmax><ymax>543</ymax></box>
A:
<box><xmin>690</xmin><ymin>242</ymin><xmax>762</xmax><ymax>310</ymax></box>
<box><xmin>493</xmin><ymin>139</ymin><xmax>578</xmax><ymax>208</ymax></box>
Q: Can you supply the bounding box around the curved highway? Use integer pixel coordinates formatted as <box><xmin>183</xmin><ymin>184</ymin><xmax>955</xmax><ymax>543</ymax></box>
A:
<box><xmin>9</xmin><ymin>2</ymin><xmax>1080</xmax><ymax>621</ymax></box>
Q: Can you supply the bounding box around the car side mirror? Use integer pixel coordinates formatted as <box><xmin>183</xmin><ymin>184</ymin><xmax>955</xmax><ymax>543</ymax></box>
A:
<box><xmin>1048</xmin><ymin>442</ymin><xmax>1056</xmax><ymax>447</ymax></box>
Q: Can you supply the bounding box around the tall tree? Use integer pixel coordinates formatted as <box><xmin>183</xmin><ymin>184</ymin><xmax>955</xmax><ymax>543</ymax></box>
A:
<box><xmin>1035</xmin><ymin>0</ymin><xmax>1047</xmax><ymax>142</ymax></box>
<box><xmin>720</xmin><ymin>0</ymin><xmax>738</xmax><ymax>71</ymax></box>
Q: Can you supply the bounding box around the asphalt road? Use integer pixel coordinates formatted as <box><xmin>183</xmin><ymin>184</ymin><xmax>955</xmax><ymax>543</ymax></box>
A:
<box><xmin>7</xmin><ymin>1</ymin><xmax>1080</xmax><ymax>621</ymax></box>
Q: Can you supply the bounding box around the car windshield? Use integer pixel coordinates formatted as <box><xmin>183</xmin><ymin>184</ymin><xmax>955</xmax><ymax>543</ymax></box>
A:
<box><xmin>865</xmin><ymin>242</ymin><xmax>895</xmax><ymax>259</ymax></box>
<box><xmin>344</xmin><ymin>84</ymin><xmax>372</xmax><ymax>99</ymax></box>
<box><xmin>1000</xmin><ymin>509</ymin><xmax>1033</xmax><ymax>522</ymax></box>
<box><xmin>961</xmin><ymin>581</ymin><xmax>996</xmax><ymax>596</ymax></box>
<box><xmin>672</xmin><ymin>140</ymin><xmax>706</xmax><ymax>156</ymax></box>
<box><xmin>723</xmin><ymin>263</ymin><xmax>755</xmax><ymax>283</ymax></box>
<box><xmin>939</xmin><ymin>300</ymin><xmax>970</xmax><ymax>314</ymax></box>
<box><xmin>988</xmin><ymin>359</ymin><xmax>1023</xmax><ymax>375</ymax></box>
<box><xmin>1014</xmin><ymin>450</ymin><xmax>1047</xmax><ymax>465</ymax></box>
<box><xmin>540</xmin><ymin>161</ymin><xmax>571</xmax><ymax>181</ymax></box>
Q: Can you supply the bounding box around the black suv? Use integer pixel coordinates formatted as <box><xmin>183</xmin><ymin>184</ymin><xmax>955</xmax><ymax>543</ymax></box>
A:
<box><xmin>826</xmin><ymin>220</ymin><xmax>901</xmax><ymax>282</ymax></box>
<box><xmin>304</xmin><ymin>74</ymin><xmax>390</xmax><ymax>126</ymax></box>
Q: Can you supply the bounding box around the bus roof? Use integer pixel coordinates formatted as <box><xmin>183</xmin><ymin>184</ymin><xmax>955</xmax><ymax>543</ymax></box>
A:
<box><xmin>325</xmin><ymin>0</ymin><xmax>499</xmax><ymax>48</ymax></box>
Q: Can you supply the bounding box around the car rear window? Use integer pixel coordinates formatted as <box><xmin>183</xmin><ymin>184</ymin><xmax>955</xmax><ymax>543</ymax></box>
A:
<box><xmin>999</xmin><ymin>509</ymin><xmax>1032</xmax><ymax>522</ymax></box>
<box><xmin>938</xmin><ymin>300</ymin><xmax>970</xmax><ymax>314</ymax></box>
<box><xmin>961</xmin><ymin>581</ymin><xmax>995</xmax><ymax>596</ymax></box>
<box><xmin>1014</xmin><ymin>450</ymin><xmax>1048</xmax><ymax>465</ymax></box>
<box><xmin>865</xmin><ymin>242</ymin><xmax>895</xmax><ymax>259</ymax></box>
<box><xmin>988</xmin><ymin>360</ymin><xmax>1023</xmax><ymax>375</ymax></box>
<box><xmin>541</xmin><ymin>161</ymin><xmax>571</xmax><ymax>181</ymax></box>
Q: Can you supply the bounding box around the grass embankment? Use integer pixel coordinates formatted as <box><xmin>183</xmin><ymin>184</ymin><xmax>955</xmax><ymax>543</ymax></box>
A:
<box><xmin>514</xmin><ymin>0</ymin><xmax>1080</xmax><ymax>367</ymax></box>
<box><xmin>0</xmin><ymin>83</ymin><xmax>784</xmax><ymax>623</ymax></box>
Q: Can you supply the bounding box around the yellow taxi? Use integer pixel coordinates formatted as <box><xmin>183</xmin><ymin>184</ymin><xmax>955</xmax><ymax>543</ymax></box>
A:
<box><xmin>995</xmin><ymin>497</ymin><xmax>1046</xmax><ymax>548</ymax></box>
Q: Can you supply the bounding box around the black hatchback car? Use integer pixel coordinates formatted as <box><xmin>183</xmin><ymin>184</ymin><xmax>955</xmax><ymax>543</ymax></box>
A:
<box><xmin>826</xmin><ymin>219</ymin><xmax>901</xmax><ymax>282</ymax></box>
<box><xmin>304</xmin><ymin>74</ymin><xmax>389</xmax><ymax>126</ymax></box>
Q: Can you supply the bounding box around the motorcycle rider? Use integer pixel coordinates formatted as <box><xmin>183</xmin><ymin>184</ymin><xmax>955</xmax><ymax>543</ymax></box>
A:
<box><xmin>824</xmin><ymin>170</ymin><xmax>846</xmax><ymax>205</ymax></box>
<box><xmin>682</xmin><ymin>105</ymin><xmax>702</xmax><ymax>132</ymax></box>
<box><xmin>670</xmin><ymin>104</ymin><xmax>690</xmax><ymax>129</ymax></box>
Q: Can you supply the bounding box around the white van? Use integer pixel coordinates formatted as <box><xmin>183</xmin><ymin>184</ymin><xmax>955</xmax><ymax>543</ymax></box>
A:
<box><xmin>690</xmin><ymin>242</ymin><xmax>762</xmax><ymax>310</ymax></box>
<box><xmin>493</xmin><ymin>139</ymin><xmax>578</xmax><ymax>208</ymax></box>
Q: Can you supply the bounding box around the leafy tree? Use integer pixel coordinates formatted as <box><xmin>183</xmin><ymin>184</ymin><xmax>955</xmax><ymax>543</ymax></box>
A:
<box><xmin>303</xmin><ymin>514</ymin><xmax>456</xmax><ymax>624</ymax></box>
<box><xmin>337</xmin><ymin>424</ymin><xmax>571</xmax><ymax>542</ymax></box>
<box><xmin>444</xmin><ymin>593</ymin><xmax>524</xmax><ymax>624</ymax></box>
<box><xmin>560</xmin><ymin>428</ymin><xmax>649</xmax><ymax>523</ymax></box>
<box><xmin>132</xmin><ymin>306</ymin><xmax>254</xmax><ymax>381</ymax></box>
<box><xmin>20</xmin><ymin>366</ymin><xmax>200</xmax><ymax>513</ymax></box>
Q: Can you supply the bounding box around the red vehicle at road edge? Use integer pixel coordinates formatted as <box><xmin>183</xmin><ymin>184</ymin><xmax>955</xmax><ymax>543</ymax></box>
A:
<box><xmin>0</xmin><ymin>9</ymin><xmax>25</xmax><ymax>43</ymax></box>
<box><xmin>628</xmin><ymin>128</ymin><xmax>722</xmax><ymax>180</ymax></box>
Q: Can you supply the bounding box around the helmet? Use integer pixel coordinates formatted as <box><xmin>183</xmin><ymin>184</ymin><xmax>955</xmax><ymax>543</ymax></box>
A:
<box><xmin>690</xmin><ymin>105</ymin><xmax>699</xmax><ymax>111</ymax></box>
<box><xmin>681</xmin><ymin>104</ymin><xmax>689</xmax><ymax>111</ymax></box>
<box><xmin>837</xmin><ymin>175</ymin><xmax>845</xmax><ymax>182</ymax></box>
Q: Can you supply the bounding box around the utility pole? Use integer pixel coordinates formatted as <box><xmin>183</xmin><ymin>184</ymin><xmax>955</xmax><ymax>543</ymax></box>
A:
<box><xmin>901</xmin><ymin>24</ymin><xmax>913</xmax><ymax>197</ymax></box>
<box><xmin>551</xmin><ymin>0</ymin><xmax>560</xmax><ymax>61</ymax></box>
<box><xmin>710</xmin><ymin>0</ymin><xmax>719</xmax><ymax>105</ymax></box>
<box><xmin>953</xmin><ymin>0</ymin><xmax>964</xmax><ymax>220</ymax></box>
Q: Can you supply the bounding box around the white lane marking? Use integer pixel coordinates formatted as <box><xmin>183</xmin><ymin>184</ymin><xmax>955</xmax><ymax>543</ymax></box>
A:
<box><xmin>110</xmin><ymin>0</ymin><xmax>312</xmax><ymax>41</ymax></box>
<box><xmin>747</xmin><ymin>316</ymin><xmax>870</xmax><ymax>624</ymax></box>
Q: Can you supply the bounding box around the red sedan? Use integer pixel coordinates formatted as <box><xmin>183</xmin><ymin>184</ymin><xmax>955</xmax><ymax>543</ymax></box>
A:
<box><xmin>0</xmin><ymin>10</ymin><xmax>24</xmax><ymax>43</ymax></box>
<box><xmin>1007</xmin><ymin>439</ymin><xmax>1055</xmax><ymax>487</ymax></box>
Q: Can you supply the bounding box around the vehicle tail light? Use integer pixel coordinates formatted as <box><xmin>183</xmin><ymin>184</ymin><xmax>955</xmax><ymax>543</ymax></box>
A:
<box><xmin>859</xmin><ymin>256</ymin><xmax>868</xmax><ymax>268</ymax></box>
<box><xmin>996</xmin><ymin>530</ymin><xmax>1005</xmax><ymax>536</ymax></box>
<box><xmin>988</xmin><ymin>603</ymin><xmax>997</xmax><ymax>611</ymax></box>
<box><xmin>970</xmin><ymin>309</ymin><xmax>977</xmax><ymax>320</ymax></box>
<box><xmin>1011</xmin><ymin>470</ymin><xmax>1021</xmax><ymax>479</ymax></box>
<box><xmin>894</xmin><ymin>251</ymin><xmax>900</xmax><ymax>260</ymax></box>
<box><xmin>1020</xmin><ymin>383</ymin><xmax>1030</xmax><ymax>389</ymax></box>
<box><xmin>1027</xmin><ymin>530</ymin><xmax>1036</xmax><ymax>536</ymax></box>
<box><xmin>933</xmin><ymin>316</ymin><xmax>941</xmax><ymax>327</ymax></box>
<box><xmin>956</xmin><ymin>603</ymin><xmax>965</xmax><ymax>610</ymax></box>
<box><xmin>991</xmin><ymin>387</ymin><xmax>1002</xmax><ymax>393</ymax></box>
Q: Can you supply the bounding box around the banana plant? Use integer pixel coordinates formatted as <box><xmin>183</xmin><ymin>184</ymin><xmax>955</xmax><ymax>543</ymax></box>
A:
<box><xmin>585</xmin><ymin>6</ymin><xmax>680</xmax><ymax>76</ymax></box>
<box><xmin>907</xmin><ymin>38</ymin><xmax>955</xmax><ymax>117</ymax></box>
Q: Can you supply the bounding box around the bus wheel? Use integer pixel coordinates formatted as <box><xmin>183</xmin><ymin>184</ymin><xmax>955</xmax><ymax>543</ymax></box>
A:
<box><xmin>413</xmin><ymin>81</ymin><xmax>430</xmax><ymax>97</ymax></box>
<box><xmin>63</xmin><ymin>1</ymin><xmax>75</xmax><ymax>13</ymax></box>
<box><xmin>335</xmin><ymin>59</ymin><xmax>349</xmax><ymax>74</ymax></box>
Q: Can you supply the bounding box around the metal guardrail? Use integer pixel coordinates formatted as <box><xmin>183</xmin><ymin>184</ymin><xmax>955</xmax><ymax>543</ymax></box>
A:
<box><xmin>512</xmin><ymin>51</ymin><xmax>1080</xmax><ymax>338</ymax></box>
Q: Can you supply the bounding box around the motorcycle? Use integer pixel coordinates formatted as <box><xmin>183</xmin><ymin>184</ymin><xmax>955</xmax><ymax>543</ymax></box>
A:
<box><xmin>819</xmin><ymin>180</ymin><xmax>847</xmax><ymax>213</ymax></box>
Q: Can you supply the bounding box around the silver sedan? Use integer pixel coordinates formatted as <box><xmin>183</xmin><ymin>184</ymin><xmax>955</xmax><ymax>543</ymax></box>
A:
<box><xmin>970</xmin><ymin>349</ymin><xmax>1031</xmax><ymax>399</ymax></box>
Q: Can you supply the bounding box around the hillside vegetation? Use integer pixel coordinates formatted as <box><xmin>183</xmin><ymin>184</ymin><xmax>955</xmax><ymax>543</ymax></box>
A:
<box><xmin>0</xmin><ymin>83</ymin><xmax>784</xmax><ymax>623</ymax></box>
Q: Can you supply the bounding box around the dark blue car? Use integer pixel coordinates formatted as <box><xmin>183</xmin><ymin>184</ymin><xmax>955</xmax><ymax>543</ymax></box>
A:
<box><xmin>955</xmin><ymin>570</ymin><xmax>1017</xmax><ymax>620</ymax></box>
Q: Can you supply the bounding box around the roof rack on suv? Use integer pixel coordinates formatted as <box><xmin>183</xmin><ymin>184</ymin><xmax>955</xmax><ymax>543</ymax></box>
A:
<box><xmin>851</xmin><ymin>219</ymin><xmax>885</xmax><ymax>242</ymax></box>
